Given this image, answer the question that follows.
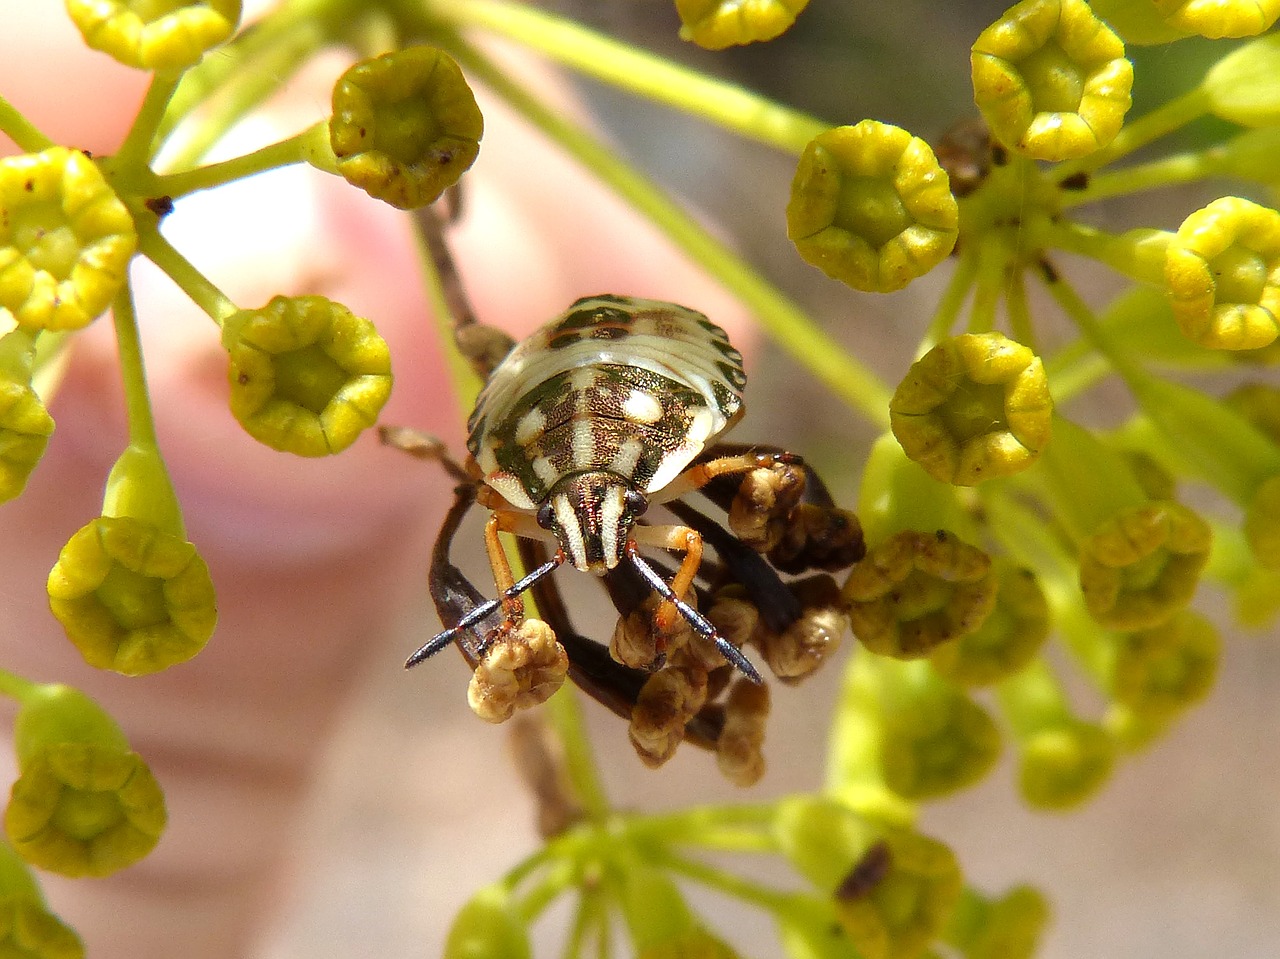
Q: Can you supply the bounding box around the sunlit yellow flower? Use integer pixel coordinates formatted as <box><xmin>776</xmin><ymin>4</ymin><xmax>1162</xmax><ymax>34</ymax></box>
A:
<box><xmin>971</xmin><ymin>0</ymin><xmax>1132</xmax><ymax>160</ymax></box>
<box><xmin>788</xmin><ymin>121</ymin><xmax>958</xmax><ymax>293</ymax></box>
<box><xmin>890</xmin><ymin>333</ymin><xmax>1052</xmax><ymax>486</ymax></box>
<box><xmin>1164</xmin><ymin>197</ymin><xmax>1280</xmax><ymax>350</ymax></box>
<box><xmin>330</xmin><ymin>47</ymin><xmax>484</xmax><ymax>210</ymax></box>
<box><xmin>1153</xmin><ymin>0</ymin><xmax>1280</xmax><ymax>38</ymax></box>
<box><xmin>66</xmin><ymin>0</ymin><xmax>241</xmax><ymax>71</ymax></box>
<box><xmin>675</xmin><ymin>0</ymin><xmax>810</xmax><ymax>49</ymax></box>
<box><xmin>0</xmin><ymin>147</ymin><xmax>135</xmax><ymax>331</ymax></box>
<box><xmin>0</xmin><ymin>375</ymin><xmax>55</xmax><ymax>503</ymax></box>
<box><xmin>947</xmin><ymin>885</ymin><xmax>1050</xmax><ymax>959</ymax></box>
<box><xmin>222</xmin><ymin>295</ymin><xmax>393</xmax><ymax>456</ymax></box>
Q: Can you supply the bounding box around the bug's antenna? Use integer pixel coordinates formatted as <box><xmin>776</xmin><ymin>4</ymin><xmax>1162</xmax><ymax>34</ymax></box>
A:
<box><xmin>406</xmin><ymin>554</ymin><xmax>564</xmax><ymax>668</ymax></box>
<box><xmin>626</xmin><ymin>547</ymin><xmax>763</xmax><ymax>685</ymax></box>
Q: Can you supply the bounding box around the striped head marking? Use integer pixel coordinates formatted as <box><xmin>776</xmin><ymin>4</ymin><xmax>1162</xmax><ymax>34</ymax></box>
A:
<box><xmin>537</xmin><ymin>471</ymin><xmax>647</xmax><ymax>574</ymax></box>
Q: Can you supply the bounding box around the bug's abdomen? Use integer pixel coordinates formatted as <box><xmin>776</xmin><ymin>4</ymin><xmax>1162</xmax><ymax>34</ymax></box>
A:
<box><xmin>467</xmin><ymin>297</ymin><xmax>747</xmax><ymax>510</ymax></box>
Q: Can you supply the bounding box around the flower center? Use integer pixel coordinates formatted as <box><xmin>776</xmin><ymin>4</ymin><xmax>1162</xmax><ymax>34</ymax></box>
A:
<box><xmin>939</xmin><ymin>381</ymin><xmax>1008</xmax><ymax>443</ymax></box>
<box><xmin>1018</xmin><ymin>40</ymin><xmax>1084</xmax><ymax>113</ymax></box>
<box><xmin>274</xmin><ymin>344</ymin><xmax>347</xmax><ymax>413</ymax></box>
<box><xmin>52</xmin><ymin>788</ymin><xmax>123</xmax><ymax>841</ymax></box>
<box><xmin>97</xmin><ymin>564</ymin><xmax>168</xmax><ymax>630</ymax></box>
<box><xmin>837</xmin><ymin>177</ymin><xmax>911</xmax><ymax>249</ymax></box>
<box><xmin>1210</xmin><ymin>244</ymin><xmax>1268</xmax><ymax>305</ymax></box>
<box><xmin>12</xmin><ymin>203</ymin><xmax>80</xmax><ymax>278</ymax></box>
<box><xmin>374</xmin><ymin>98</ymin><xmax>441</xmax><ymax>163</ymax></box>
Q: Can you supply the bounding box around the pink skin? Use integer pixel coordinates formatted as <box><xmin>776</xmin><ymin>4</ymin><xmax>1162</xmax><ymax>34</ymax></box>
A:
<box><xmin>1</xmin><ymin>11</ymin><xmax>749</xmax><ymax>959</ymax></box>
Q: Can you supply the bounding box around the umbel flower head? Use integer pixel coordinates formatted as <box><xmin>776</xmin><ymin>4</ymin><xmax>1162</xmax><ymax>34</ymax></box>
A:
<box><xmin>890</xmin><ymin>332</ymin><xmax>1053</xmax><ymax>486</ymax></box>
<box><xmin>5</xmin><ymin>684</ymin><xmax>165</xmax><ymax>878</ymax></box>
<box><xmin>330</xmin><ymin>47</ymin><xmax>484</xmax><ymax>210</ymax></box>
<box><xmin>222</xmin><ymin>295</ymin><xmax>393</xmax><ymax>456</ymax></box>
<box><xmin>675</xmin><ymin>0</ymin><xmax>810</xmax><ymax>50</ymax></box>
<box><xmin>787</xmin><ymin>120</ymin><xmax>958</xmax><ymax>293</ymax></box>
<box><xmin>971</xmin><ymin>0</ymin><xmax>1133</xmax><ymax>160</ymax></box>
<box><xmin>65</xmin><ymin>0</ymin><xmax>242</xmax><ymax>71</ymax></box>
<box><xmin>0</xmin><ymin>147</ymin><xmax>136</xmax><ymax>332</ymax></box>
<box><xmin>930</xmin><ymin>562</ymin><xmax>1051</xmax><ymax>686</ymax></box>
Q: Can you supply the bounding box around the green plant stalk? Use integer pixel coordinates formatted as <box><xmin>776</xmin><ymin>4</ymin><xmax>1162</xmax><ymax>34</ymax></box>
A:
<box><xmin>0</xmin><ymin>92</ymin><xmax>53</xmax><ymax>152</ymax></box>
<box><xmin>445</xmin><ymin>37</ymin><xmax>894</xmax><ymax>428</ymax></box>
<box><xmin>135</xmin><ymin>227</ymin><xmax>238</xmax><ymax>323</ymax></box>
<box><xmin>427</xmin><ymin>0</ymin><xmax>828</xmax><ymax>155</ymax></box>
<box><xmin>0</xmin><ymin>668</ymin><xmax>38</xmax><ymax>705</ymax></box>
<box><xmin>153</xmin><ymin>128</ymin><xmax>317</xmax><ymax>198</ymax></box>
<box><xmin>1059</xmin><ymin>149</ymin><xmax>1213</xmax><ymax>208</ymax></box>
<box><xmin>544</xmin><ymin>686</ymin><xmax>610</xmax><ymax>823</ymax></box>
<box><xmin>919</xmin><ymin>244</ymin><xmax>978</xmax><ymax>357</ymax></box>
<box><xmin>661</xmin><ymin>850</ymin><xmax>796</xmax><ymax>914</ymax></box>
<box><xmin>627</xmin><ymin>803</ymin><xmax>777</xmax><ymax>853</ymax></box>
<box><xmin>113</xmin><ymin>72</ymin><xmax>182</xmax><ymax>171</ymax></box>
<box><xmin>111</xmin><ymin>285</ymin><xmax>160</xmax><ymax>450</ymax></box>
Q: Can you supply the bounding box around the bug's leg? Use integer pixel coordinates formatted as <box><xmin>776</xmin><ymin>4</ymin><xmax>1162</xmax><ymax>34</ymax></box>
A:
<box><xmin>647</xmin><ymin>450</ymin><xmax>799</xmax><ymax>505</ymax></box>
<box><xmin>378</xmin><ymin>425</ymin><xmax>475</xmax><ymax>484</ymax></box>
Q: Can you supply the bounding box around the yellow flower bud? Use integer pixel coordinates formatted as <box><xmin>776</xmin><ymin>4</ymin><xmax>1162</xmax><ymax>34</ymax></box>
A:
<box><xmin>1164</xmin><ymin>197</ymin><xmax>1280</xmax><ymax>350</ymax></box>
<box><xmin>466</xmin><ymin>619</ymin><xmax>569</xmax><ymax>724</ymax></box>
<box><xmin>1087</xmin><ymin>0</ymin><xmax>1194</xmax><ymax>44</ymax></box>
<box><xmin>946</xmin><ymin>885</ymin><xmax>1050</xmax><ymax>959</ymax></box>
<box><xmin>1077</xmin><ymin>500</ymin><xmax>1212</xmax><ymax>630</ymax></box>
<box><xmin>676</xmin><ymin>0</ymin><xmax>809</xmax><ymax>49</ymax></box>
<box><xmin>1155</xmin><ymin>0</ymin><xmax>1280</xmax><ymax>38</ymax></box>
<box><xmin>844</xmin><ymin>530</ymin><xmax>998</xmax><ymax>659</ymax></box>
<box><xmin>330</xmin><ymin>47</ymin><xmax>483</xmax><ymax>210</ymax></box>
<box><xmin>47</xmin><ymin>516</ymin><xmax>217</xmax><ymax>675</ymax></box>
<box><xmin>66</xmin><ymin>0</ymin><xmax>241</xmax><ymax>71</ymax></box>
<box><xmin>890</xmin><ymin>333</ymin><xmax>1052</xmax><ymax>486</ymax></box>
<box><xmin>787</xmin><ymin>121</ymin><xmax>958</xmax><ymax>293</ymax></box>
<box><xmin>222</xmin><ymin>295</ymin><xmax>393</xmax><ymax>456</ymax></box>
<box><xmin>443</xmin><ymin>884</ymin><xmax>531</xmax><ymax>959</ymax></box>
<box><xmin>971</xmin><ymin>0</ymin><xmax>1133</xmax><ymax>160</ymax></box>
<box><xmin>0</xmin><ymin>147</ymin><xmax>135</xmax><ymax>332</ymax></box>
<box><xmin>0</xmin><ymin>836</ymin><xmax>84</xmax><ymax>958</ymax></box>
<box><xmin>0</xmin><ymin>374</ymin><xmax>55</xmax><ymax>502</ymax></box>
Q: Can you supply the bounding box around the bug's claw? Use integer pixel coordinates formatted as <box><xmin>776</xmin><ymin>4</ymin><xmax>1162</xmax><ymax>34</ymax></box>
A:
<box><xmin>405</xmin><ymin>629</ymin><xmax>461</xmax><ymax>668</ymax></box>
<box><xmin>715</xmin><ymin>634</ymin><xmax>763</xmax><ymax>685</ymax></box>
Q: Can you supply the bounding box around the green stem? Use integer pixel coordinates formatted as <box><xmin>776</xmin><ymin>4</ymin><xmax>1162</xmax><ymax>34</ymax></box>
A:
<box><xmin>427</xmin><ymin>0</ymin><xmax>828</xmax><ymax>154</ymax></box>
<box><xmin>660</xmin><ymin>850</ymin><xmax>794</xmax><ymax>913</ymax></box>
<box><xmin>918</xmin><ymin>246</ymin><xmax>978</xmax><ymax>356</ymax></box>
<box><xmin>562</xmin><ymin>887</ymin><xmax>606</xmax><ymax>959</ymax></box>
<box><xmin>544</xmin><ymin>686</ymin><xmax>611</xmax><ymax>822</ymax></box>
<box><xmin>1059</xmin><ymin>148</ymin><xmax>1213</xmax><ymax>208</ymax></box>
<box><xmin>967</xmin><ymin>233</ymin><xmax>1006</xmax><ymax>333</ymax></box>
<box><xmin>0</xmin><ymin>669</ymin><xmax>39</xmax><ymax>704</ymax></box>
<box><xmin>0</xmin><ymin>93</ymin><xmax>54</xmax><ymax>152</ymax></box>
<box><xmin>518</xmin><ymin>858</ymin><xmax>582</xmax><ymax>923</ymax></box>
<box><xmin>446</xmin><ymin>37</ymin><xmax>893</xmax><ymax>427</ymax></box>
<box><xmin>135</xmin><ymin>227</ymin><xmax>238</xmax><ymax>323</ymax></box>
<box><xmin>111</xmin><ymin>286</ymin><xmax>159</xmax><ymax>448</ymax></box>
<box><xmin>153</xmin><ymin>127</ymin><xmax>316</xmax><ymax>198</ymax></box>
<box><xmin>114</xmin><ymin>72</ymin><xmax>182</xmax><ymax>171</ymax></box>
<box><xmin>1042</xmin><ymin>220</ymin><xmax>1170</xmax><ymax>288</ymax></box>
<box><xmin>627</xmin><ymin>803</ymin><xmax>777</xmax><ymax>853</ymax></box>
<box><xmin>1005</xmin><ymin>264</ymin><xmax>1038</xmax><ymax>353</ymax></box>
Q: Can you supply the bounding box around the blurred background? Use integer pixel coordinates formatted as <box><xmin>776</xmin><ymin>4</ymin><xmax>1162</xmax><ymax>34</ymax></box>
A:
<box><xmin>255</xmin><ymin>3</ymin><xmax>1280</xmax><ymax>958</ymax></box>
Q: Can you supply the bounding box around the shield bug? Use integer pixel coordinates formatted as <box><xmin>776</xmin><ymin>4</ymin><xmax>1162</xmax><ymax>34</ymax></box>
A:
<box><xmin>408</xmin><ymin>294</ymin><xmax>790</xmax><ymax>681</ymax></box>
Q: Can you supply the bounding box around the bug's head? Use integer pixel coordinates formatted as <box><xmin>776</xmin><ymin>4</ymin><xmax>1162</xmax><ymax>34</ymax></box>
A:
<box><xmin>538</xmin><ymin>471</ymin><xmax>648</xmax><ymax>574</ymax></box>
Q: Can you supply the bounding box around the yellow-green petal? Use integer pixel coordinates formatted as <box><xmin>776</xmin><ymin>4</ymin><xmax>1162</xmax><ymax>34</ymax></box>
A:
<box><xmin>47</xmin><ymin>516</ymin><xmax>217</xmax><ymax>675</ymax></box>
<box><xmin>787</xmin><ymin>121</ymin><xmax>958</xmax><ymax>293</ymax></box>
<box><xmin>66</xmin><ymin>0</ymin><xmax>242</xmax><ymax>72</ymax></box>
<box><xmin>0</xmin><ymin>147</ymin><xmax>135</xmax><ymax>331</ymax></box>
<box><xmin>676</xmin><ymin>0</ymin><xmax>810</xmax><ymax>49</ymax></box>
<box><xmin>971</xmin><ymin>0</ymin><xmax>1133</xmax><ymax>160</ymax></box>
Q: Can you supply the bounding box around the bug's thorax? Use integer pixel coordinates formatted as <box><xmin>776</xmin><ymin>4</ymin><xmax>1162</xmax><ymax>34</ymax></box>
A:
<box><xmin>540</xmin><ymin>470</ymin><xmax>648</xmax><ymax>574</ymax></box>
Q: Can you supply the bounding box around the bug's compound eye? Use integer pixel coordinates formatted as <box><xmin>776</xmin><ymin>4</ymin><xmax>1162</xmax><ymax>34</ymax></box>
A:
<box><xmin>624</xmin><ymin>489</ymin><xmax>649</xmax><ymax>519</ymax></box>
<box><xmin>536</xmin><ymin>501</ymin><xmax>556</xmax><ymax>530</ymax></box>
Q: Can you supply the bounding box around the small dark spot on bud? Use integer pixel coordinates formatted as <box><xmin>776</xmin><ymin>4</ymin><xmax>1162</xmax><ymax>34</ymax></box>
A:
<box><xmin>145</xmin><ymin>195</ymin><xmax>174</xmax><ymax>218</ymax></box>
<box><xmin>935</xmin><ymin>529</ymin><xmax>948</xmax><ymax>542</ymax></box>
<box><xmin>1059</xmin><ymin>171</ymin><xmax>1090</xmax><ymax>191</ymax></box>
<box><xmin>1038</xmin><ymin>258</ymin><xmax>1060</xmax><ymax>283</ymax></box>
<box><xmin>24</xmin><ymin>179</ymin><xmax>34</xmax><ymax>192</ymax></box>
<box><xmin>835</xmin><ymin>840</ymin><xmax>892</xmax><ymax>901</ymax></box>
<box><xmin>991</xmin><ymin>143</ymin><xmax>1009</xmax><ymax>166</ymax></box>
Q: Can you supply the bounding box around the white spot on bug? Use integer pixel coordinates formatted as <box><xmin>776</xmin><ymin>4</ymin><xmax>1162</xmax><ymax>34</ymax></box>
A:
<box><xmin>611</xmin><ymin>438</ymin><xmax>644</xmax><ymax>478</ymax></box>
<box><xmin>621</xmin><ymin>389</ymin><xmax>663</xmax><ymax>424</ymax></box>
<box><xmin>477</xmin><ymin>443</ymin><xmax>500</xmax><ymax>476</ymax></box>
<box><xmin>599</xmin><ymin>484</ymin><xmax>627</xmax><ymax>566</ymax></box>
<box><xmin>568</xmin><ymin>368</ymin><xmax>599</xmax><ymax>393</ymax></box>
<box><xmin>570</xmin><ymin>420</ymin><xmax>595</xmax><ymax>465</ymax></box>
<box><xmin>532</xmin><ymin>455</ymin><xmax>559</xmax><ymax>486</ymax></box>
<box><xmin>552</xmin><ymin>493</ymin><xmax>589</xmax><ymax>571</ymax></box>
<box><xmin>686</xmin><ymin>406</ymin><xmax>715</xmax><ymax>445</ymax></box>
<box><xmin>486</xmin><ymin>472</ymin><xmax>536</xmax><ymax>510</ymax></box>
<box><xmin>514</xmin><ymin>407</ymin><xmax>547</xmax><ymax>446</ymax></box>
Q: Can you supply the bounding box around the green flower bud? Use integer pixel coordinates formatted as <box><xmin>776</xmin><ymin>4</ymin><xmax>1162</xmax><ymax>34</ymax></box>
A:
<box><xmin>999</xmin><ymin>661</ymin><xmax>1115</xmax><ymax>809</ymax></box>
<box><xmin>844</xmin><ymin>530</ymin><xmax>998</xmax><ymax>659</ymax></box>
<box><xmin>1159</xmin><ymin>0</ymin><xmax>1280</xmax><ymax>39</ymax></box>
<box><xmin>971</xmin><ymin>0</ymin><xmax>1133</xmax><ymax>160</ymax></box>
<box><xmin>66</xmin><ymin>0</ymin><xmax>241</xmax><ymax>72</ymax></box>
<box><xmin>1244</xmin><ymin>474</ymin><xmax>1280</xmax><ymax>568</ymax></box>
<box><xmin>1225</xmin><ymin>383</ymin><xmax>1280</xmax><ymax>446</ymax></box>
<box><xmin>890</xmin><ymin>333</ymin><xmax>1052</xmax><ymax>486</ymax></box>
<box><xmin>945</xmin><ymin>885</ymin><xmax>1050</xmax><ymax>959</ymax></box>
<box><xmin>621</xmin><ymin>862</ymin><xmax>738</xmax><ymax>958</ymax></box>
<box><xmin>1164</xmin><ymin>197</ymin><xmax>1280</xmax><ymax>351</ymax></box>
<box><xmin>222</xmin><ymin>295</ymin><xmax>393</xmax><ymax>456</ymax></box>
<box><xmin>863</xmin><ymin>658</ymin><xmax>1002</xmax><ymax>801</ymax></box>
<box><xmin>1211</xmin><ymin>127</ymin><xmax>1280</xmax><ymax>186</ymax></box>
<box><xmin>0</xmin><ymin>147</ymin><xmax>135</xmax><ymax>332</ymax></box>
<box><xmin>1204</xmin><ymin>32</ymin><xmax>1280</xmax><ymax>125</ymax></box>
<box><xmin>787</xmin><ymin>121</ymin><xmax>958</xmax><ymax>293</ymax></box>
<box><xmin>676</xmin><ymin>0</ymin><xmax>809</xmax><ymax>49</ymax></box>
<box><xmin>774</xmin><ymin>895</ymin><xmax>858</xmax><ymax>959</ymax></box>
<box><xmin>467</xmin><ymin>619</ymin><xmax>569</xmax><ymax>724</ymax></box>
<box><xmin>637</xmin><ymin>928</ymin><xmax>740</xmax><ymax>959</ymax></box>
<box><xmin>443</xmin><ymin>884</ymin><xmax>531</xmax><ymax>959</ymax></box>
<box><xmin>1078</xmin><ymin>500</ymin><xmax>1212</xmax><ymax>631</ymax></box>
<box><xmin>330</xmin><ymin>47</ymin><xmax>483</xmax><ymax>210</ymax></box>
<box><xmin>0</xmin><ymin>838</ymin><xmax>84</xmax><ymax>959</ymax></box>
<box><xmin>0</xmin><ymin>330</ymin><xmax>55</xmax><ymax>502</ymax></box>
<box><xmin>47</xmin><ymin>515</ymin><xmax>217</xmax><ymax>675</ymax></box>
<box><xmin>6</xmin><ymin>685</ymin><xmax>165</xmax><ymax>878</ymax></box>
<box><xmin>773</xmin><ymin>795</ymin><xmax>883</xmax><ymax>893</ymax></box>
<box><xmin>930</xmin><ymin>563</ymin><xmax>1050</xmax><ymax>687</ymax></box>
<box><xmin>1109</xmin><ymin>610</ymin><xmax>1220</xmax><ymax>720</ymax></box>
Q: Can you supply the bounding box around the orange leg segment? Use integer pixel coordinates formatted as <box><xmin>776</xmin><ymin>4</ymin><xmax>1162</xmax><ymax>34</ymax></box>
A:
<box><xmin>631</xmin><ymin>523</ymin><xmax>705</xmax><ymax>634</ymax></box>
